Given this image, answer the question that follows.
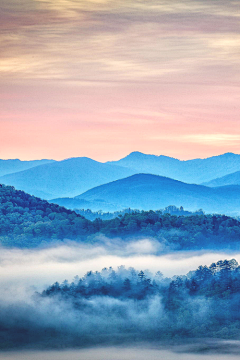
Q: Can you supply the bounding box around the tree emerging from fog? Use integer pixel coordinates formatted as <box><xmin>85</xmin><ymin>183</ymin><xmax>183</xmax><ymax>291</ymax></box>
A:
<box><xmin>0</xmin><ymin>258</ymin><xmax>240</xmax><ymax>349</ymax></box>
<box><xmin>38</xmin><ymin>259</ymin><xmax>240</xmax><ymax>340</ymax></box>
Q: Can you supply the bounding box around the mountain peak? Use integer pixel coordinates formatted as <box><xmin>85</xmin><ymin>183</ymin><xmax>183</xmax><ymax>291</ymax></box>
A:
<box><xmin>222</xmin><ymin>152</ymin><xmax>237</xmax><ymax>157</ymax></box>
<box><xmin>63</xmin><ymin>156</ymin><xmax>97</xmax><ymax>162</ymax></box>
<box><xmin>127</xmin><ymin>151</ymin><xmax>147</xmax><ymax>158</ymax></box>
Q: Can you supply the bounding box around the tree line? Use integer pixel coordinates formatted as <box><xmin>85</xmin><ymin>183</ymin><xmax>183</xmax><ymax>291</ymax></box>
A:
<box><xmin>40</xmin><ymin>259</ymin><xmax>240</xmax><ymax>339</ymax></box>
<box><xmin>1</xmin><ymin>184</ymin><xmax>240</xmax><ymax>249</ymax></box>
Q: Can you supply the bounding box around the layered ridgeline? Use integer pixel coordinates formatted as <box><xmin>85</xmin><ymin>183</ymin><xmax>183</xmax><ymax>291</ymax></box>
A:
<box><xmin>2</xmin><ymin>152</ymin><xmax>240</xmax><ymax>199</ymax></box>
<box><xmin>0</xmin><ymin>157</ymin><xmax>135</xmax><ymax>199</ymax></box>
<box><xmin>4</xmin><ymin>259</ymin><xmax>240</xmax><ymax>349</ymax></box>
<box><xmin>1</xmin><ymin>184</ymin><xmax>240</xmax><ymax>249</ymax></box>
<box><xmin>0</xmin><ymin>159</ymin><xmax>54</xmax><ymax>177</ymax></box>
<box><xmin>203</xmin><ymin>170</ymin><xmax>240</xmax><ymax>187</ymax></box>
<box><xmin>52</xmin><ymin>174</ymin><xmax>240</xmax><ymax>215</ymax></box>
<box><xmin>108</xmin><ymin>151</ymin><xmax>240</xmax><ymax>183</ymax></box>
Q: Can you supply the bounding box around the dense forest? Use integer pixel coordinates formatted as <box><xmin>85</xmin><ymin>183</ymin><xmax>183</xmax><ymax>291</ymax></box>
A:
<box><xmin>38</xmin><ymin>258</ymin><xmax>240</xmax><ymax>340</ymax></box>
<box><xmin>42</xmin><ymin>258</ymin><xmax>240</xmax><ymax>302</ymax></box>
<box><xmin>1</xmin><ymin>258</ymin><xmax>240</xmax><ymax>349</ymax></box>
<box><xmin>0</xmin><ymin>184</ymin><xmax>93</xmax><ymax>247</ymax></box>
<box><xmin>1</xmin><ymin>184</ymin><xmax>240</xmax><ymax>249</ymax></box>
<box><xmin>75</xmin><ymin>205</ymin><xmax>204</xmax><ymax>221</ymax></box>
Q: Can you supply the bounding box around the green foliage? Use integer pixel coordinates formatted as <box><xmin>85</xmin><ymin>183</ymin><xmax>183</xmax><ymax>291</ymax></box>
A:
<box><xmin>75</xmin><ymin>205</ymin><xmax>204</xmax><ymax>221</ymax></box>
<box><xmin>99</xmin><ymin>211</ymin><xmax>240</xmax><ymax>250</ymax></box>
<box><xmin>41</xmin><ymin>259</ymin><xmax>240</xmax><ymax>339</ymax></box>
<box><xmin>1</xmin><ymin>184</ymin><xmax>240</xmax><ymax>249</ymax></box>
<box><xmin>0</xmin><ymin>184</ymin><xmax>95</xmax><ymax>247</ymax></box>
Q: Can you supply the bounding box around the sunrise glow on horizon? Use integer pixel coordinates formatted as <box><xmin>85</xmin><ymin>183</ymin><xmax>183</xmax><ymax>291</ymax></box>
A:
<box><xmin>1</xmin><ymin>0</ymin><xmax>240</xmax><ymax>161</ymax></box>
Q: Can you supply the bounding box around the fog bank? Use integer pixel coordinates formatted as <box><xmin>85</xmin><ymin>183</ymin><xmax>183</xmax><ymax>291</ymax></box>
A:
<box><xmin>1</xmin><ymin>343</ymin><xmax>240</xmax><ymax>360</ymax></box>
<box><xmin>0</xmin><ymin>240</ymin><xmax>239</xmax><ymax>349</ymax></box>
<box><xmin>0</xmin><ymin>239</ymin><xmax>240</xmax><ymax>298</ymax></box>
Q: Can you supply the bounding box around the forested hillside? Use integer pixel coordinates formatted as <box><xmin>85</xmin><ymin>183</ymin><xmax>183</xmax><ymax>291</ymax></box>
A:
<box><xmin>74</xmin><ymin>206</ymin><xmax>204</xmax><ymax>221</ymax></box>
<box><xmin>0</xmin><ymin>184</ymin><xmax>93</xmax><ymax>247</ymax></box>
<box><xmin>43</xmin><ymin>259</ymin><xmax>240</xmax><ymax>301</ymax></box>
<box><xmin>40</xmin><ymin>258</ymin><xmax>240</xmax><ymax>340</ymax></box>
<box><xmin>1</xmin><ymin>184</ymin><xmax>240</xmax><ymax>249</ymax></box>
<box><xmin>3</xmin><ymin>259</ymin><xmax>240</xmax><ymax>349</ymax></box>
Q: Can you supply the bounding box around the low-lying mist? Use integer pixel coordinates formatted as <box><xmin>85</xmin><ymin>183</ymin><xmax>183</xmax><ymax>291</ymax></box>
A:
<box><xmin>1</xmin><ymin>237</ymin><xmax>240</xmax><ymax>297</ymax></box>
<box><xmin>1</xmin><ymin>238</ymin><xmax>240</xmax><ymax>350</ymax></box>
<box><xmin>1</xmin><ymin>343</ymin><xmax>240</xmax><ymax>360</ymax></box>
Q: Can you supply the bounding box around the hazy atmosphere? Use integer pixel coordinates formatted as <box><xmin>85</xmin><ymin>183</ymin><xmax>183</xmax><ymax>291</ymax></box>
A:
<box><xmin>2</xmin><ymin>346</ymin><xmax>240</xmax><ymax>360</ymax></box>
<box><xmin>1</xmin><ymin>240</ymin><xmax>239</xmax><ymax>295</ymax></box>
<box><xmin>0</xmin><ymin>240</ymin><xmax>240</xmax><ymax>354</ymax></box>
<box><xmin>1</xmin><ymin>0</ymin><xmax>240</xmax><ymax>358</ymax></box>
<box><xmin>1</xmin><ymin>346</ymin><xmax>240</xmax><ymax>360</ymax></box>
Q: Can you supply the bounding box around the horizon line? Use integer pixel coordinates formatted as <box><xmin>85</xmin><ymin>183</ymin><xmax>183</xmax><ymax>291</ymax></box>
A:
<box><xmin>0</xmin><ymin>151</ymin><xmax>239</xmax><ymax>163</ymax></box>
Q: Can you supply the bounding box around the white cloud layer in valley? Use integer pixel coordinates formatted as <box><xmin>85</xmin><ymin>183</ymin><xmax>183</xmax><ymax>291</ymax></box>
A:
<box><xmin>0</xmin><ymin>238</ymin><xmax>240</xmax><ymax>300</ymax></box>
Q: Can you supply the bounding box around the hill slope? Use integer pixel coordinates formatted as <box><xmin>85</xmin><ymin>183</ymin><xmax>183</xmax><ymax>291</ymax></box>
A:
<box><xmin>107</xmin><ymin>152</ymin><xmax>240</xmax><ymax>183</ymax></box>
<box><xmin>73</xmin><ymin>173</ymin><xmax>240</xmax><ymax>214</ymax></box>
<box><xmin>2</xmin><ymin>184</ymin><xmax>240</xmax><ymax>250</ymax></box>
<box><xmin>0</xmin><ymin>157</ymin><xmax>135</xmax><ymax>199</ymax></box>
<box><xmin>203</xmin><ymin>171</ymin><xmax>240</xmax><ymax>187</ymax></box>
<box><xmin>0</xmin><ymin>159</ymin><xmax>54</xmax><ymax>177</ymax></box>
<box><xmin>0</xmin><ymin>184</ymin><xmax>95</xmax><ymax>247</ymax></box>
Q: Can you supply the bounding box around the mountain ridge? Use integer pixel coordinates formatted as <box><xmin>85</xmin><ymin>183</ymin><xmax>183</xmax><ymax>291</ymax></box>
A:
<box><xmin>50</xmin><ymin>173</ymin><xmax>240</xmax><ymax>214</ymax></box>
<box><xmin>2</xmin><ymin>183</ymin><xmax>240</xmax><ymax>250</ymax></box>
<box><xmin>107</xmin><ymin>152</ymin><xmax>240</xmax><ymax>183</ymax></box>
<box><xmin>0</xmin><ymin>157</ymin><xmax>135</xmax><ymax>199</ymax></box>
<box><xmin>2</xmin><ymin>152</ymin><xmax>240</xmax><ymax>200</ymax></box>
<box><xmin>0</xmin><ymin>159</ymin><xmax>55</xmax><ymax>177</ymax></box>
<box><xmin>203</xmin><ymin>170</ymin><xmax>240</xmax><ymax>187</ymax></box>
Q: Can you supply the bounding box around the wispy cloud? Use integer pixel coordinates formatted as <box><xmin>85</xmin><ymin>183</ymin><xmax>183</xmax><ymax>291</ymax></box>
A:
<box><xmin>0</xmin><ymin>0</ymin><xmax>240</xmax><ymax>160</ymax></box>
<box><xmin>183</xmin><ymin>134</ymin><xmax>240</xmax><ymax>146</ymax></box>
<box><xmin>0</xmin><ymin>240</ymin><xmax>239</xmax><ymax>296</ymax></box>
<box><xmin>152</xmin><ymin>134</ymin><xmax>240</xmax><ymax>147</ymax></box>
<box><xmin>1</xmin><ymin>0</ymin><xmax>240</xmax><ymax>82</ymax></box>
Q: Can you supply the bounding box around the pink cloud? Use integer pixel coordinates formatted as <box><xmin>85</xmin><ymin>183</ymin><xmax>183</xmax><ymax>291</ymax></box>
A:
<box><xmin>0</xmin><ymin>0</ymin><xmax>240</xmax><ymax>161</ymax></box>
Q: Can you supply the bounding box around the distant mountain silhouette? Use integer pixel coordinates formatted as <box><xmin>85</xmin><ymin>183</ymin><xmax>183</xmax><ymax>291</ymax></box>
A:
<box><xmin>0</xmin><ymin>158</ymin><xmax>135</xmax><ymax>199</ymax></box>
<box><xmin>203</xmin><ymin>171</ymin><xmax>240</xmax><ymax>187</ymax></box>
<box><xmin>61</xmin><ymin>173</ymin><xmax>240</xmax><ymax>214</ymax></box>
<box><xmin>0</xmin><ymin>159</ymin><xmax>54</xmax><ymax>177</ymax></box>
<box><xmin>2</xmin><ymin>152</ymin><xmax>240</xmax><ymax>202</ymax></box>
<box><xmin>107</xmin><ymin>152</ymin><xmax>240</xmax><ymax>183</ymax></box>
<box><xmin>50</xmin><ymin>197</ymin><xmax>120</xmax><ymax>212</ymax></box>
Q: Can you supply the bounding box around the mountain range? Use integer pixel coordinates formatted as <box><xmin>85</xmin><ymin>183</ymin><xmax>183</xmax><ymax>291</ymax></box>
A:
<box><xmin>203</xmin><ymin>171</ymin><xmax>240</xmax><ymax>187</ymax></box>
<box><xmin>2</xmin><ymin>183</ymin><xmax>240</xmax><ymax>249</ymax></box>
<box><xmin>0</xmin><ymin>159</ymin><xmax>54</xmax><ymax>177</ymax></box>
<box><xmin>108</xmin><ymin>151</ymin><xmax>240</xmax><ymax>183</ymax></box>
<box><xmin>51</xmin><ymin>173</ymin><xmax>240</xmax><ymax>215</ymax></box>
<box><xmin>0</xmin><ymin>157</ymin><xmax>135</xmax><ymax>199</ymax></box>
<box><xmin>1</xmin><ymin>152</ymin><xmax>240</xmax><ymax>209</ymax></box>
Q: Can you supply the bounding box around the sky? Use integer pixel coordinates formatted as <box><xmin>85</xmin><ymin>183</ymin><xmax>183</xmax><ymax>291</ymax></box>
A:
<box><xmin>0</xmin><ymin>0</ymin><xmax>240</xmax><ymax>161</ymax></box>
